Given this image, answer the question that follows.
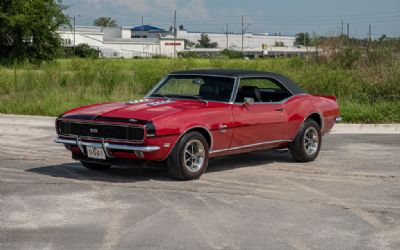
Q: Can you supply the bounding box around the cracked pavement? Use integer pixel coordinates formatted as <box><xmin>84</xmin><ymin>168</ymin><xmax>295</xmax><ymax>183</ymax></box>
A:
<box><xmin>0</xmin><ymin>114</ymin><xmax>400</xmax><ymax>250</ymax></box>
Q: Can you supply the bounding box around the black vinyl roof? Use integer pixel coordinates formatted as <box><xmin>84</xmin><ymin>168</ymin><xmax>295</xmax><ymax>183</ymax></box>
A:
<box><xmin>169</xmin><ymin>69</ymin><xmax>306</xmax><ymax>95</ymax></box>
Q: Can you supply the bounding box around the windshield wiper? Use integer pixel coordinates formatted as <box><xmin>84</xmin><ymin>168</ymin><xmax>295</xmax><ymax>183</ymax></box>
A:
<box><xmin>175</xmin><ymin>95</ymin><xmax>208</xmax><ymax>104</ymax></box>
<box><xmin>192</xmin><ymin>95</ymin><xmax>208</xmax><ymax>104</ymax></box>
<box><xmin>151</xmin><ymin>93</ymin><xmax>172</xmax><ymax>101</ymax></box>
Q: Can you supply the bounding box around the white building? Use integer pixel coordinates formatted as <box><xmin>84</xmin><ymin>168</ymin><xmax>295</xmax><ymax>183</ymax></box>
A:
<box><xmin>58</xmin><ymin>25</ymin><xmax>297</xmax><ymax>58</ymax></box>
<box><xmin>58</xmin><ymin>25</ymin><xmax>185</xmax><ymax>58</ymax></box>
<box><xmin>177</xmin><ymin>30</ymin><xmax>295</xmax><ymax>49</ymax></box>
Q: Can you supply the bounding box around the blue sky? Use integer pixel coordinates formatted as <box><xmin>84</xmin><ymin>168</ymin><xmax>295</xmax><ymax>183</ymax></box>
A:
<box><xmin>63</xmin><ymin>0</ymin><xmax>400</xmax><ymax>38</ymax></box>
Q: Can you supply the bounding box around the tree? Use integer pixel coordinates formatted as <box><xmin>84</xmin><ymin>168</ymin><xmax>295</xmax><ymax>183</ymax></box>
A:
<box><xmin>184</xmin><ymin>39</ymin><xmax>195</xmax><ymax>49</ymax></box>
<box><xmin>94</xmin><ymin>17</ymin><xmax>117</xmax><ymax>27</ymax></box>
<box><xmin>274</xmin><ymin>41</ymin><xmax>285</xmax><ymax>47</ymax></box>
<box><xmin>179</xmin><ymin>24</ymin><xmax>184</xmax><ymax>30</ymax></box>
<box><xmin>0</xmin><ymin>0</ymin><xmax>69</xmax><ymax>63</ymax></box>
<box><xmin>196</xmin><ymin>33</ymin><xmax>218</xmax><ymax>48</ymax></box>
<box><xmin>295</xmin><ymin>32</ymin><xmax>311</xmax><ymax>46</ymax></box>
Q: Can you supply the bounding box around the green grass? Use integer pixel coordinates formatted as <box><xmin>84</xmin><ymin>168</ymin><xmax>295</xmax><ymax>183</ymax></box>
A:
<box><xmin>0</xmin><ymin>57</ymin><xmax>399</xmax><ymax>123</ymax></box>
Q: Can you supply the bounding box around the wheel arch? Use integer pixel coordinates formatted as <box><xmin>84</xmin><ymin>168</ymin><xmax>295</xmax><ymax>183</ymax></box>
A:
<box><xmin>307</xmin><ymin>112</ymin><xmax>323</xmax><ymax>129</ymax></box>
<box><xmin>160</xmin><ymin>125</ymin><xmax>213</xmax><ymax>161</ymax></box>
<box><xmin>292</xmin><ymin>112</ymin><xmax>324</xmax><ymax>140</ymax></box>
<box><xmin>182</xmin><ymin>126</ymin><xmax>213</xmax><ymax>150</ymax></box>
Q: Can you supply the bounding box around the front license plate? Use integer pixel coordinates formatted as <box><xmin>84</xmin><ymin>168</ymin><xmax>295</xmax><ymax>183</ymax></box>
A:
<box><xmin>86</xmin><ymin>146</ymin><xmax>106</xmax><ymax>160</ymax></box>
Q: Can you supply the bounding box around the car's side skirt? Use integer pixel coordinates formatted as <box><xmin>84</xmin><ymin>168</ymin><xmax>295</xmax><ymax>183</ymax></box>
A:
<box><xmin>209</xmin><ymin>139</ymin><xmax>292</xmax><ymax>156</ymax></box>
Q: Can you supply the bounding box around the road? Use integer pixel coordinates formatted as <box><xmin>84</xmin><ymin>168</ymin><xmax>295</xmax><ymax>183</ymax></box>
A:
<box><xmin>0</xmin><ymin>115</ymin><xmax>399</xmax><ymax>250</ymax></box>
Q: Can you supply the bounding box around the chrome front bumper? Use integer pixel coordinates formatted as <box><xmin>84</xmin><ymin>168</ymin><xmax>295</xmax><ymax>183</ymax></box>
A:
<box><xmin>54</xmin><ymin>137</ymin><xmax>160</xmax><ymax>158</ymax></box>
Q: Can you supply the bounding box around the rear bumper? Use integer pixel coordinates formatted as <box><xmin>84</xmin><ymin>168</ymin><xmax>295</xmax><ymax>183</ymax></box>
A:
<box><xmin>54</xmin><ymin>137</ymin><xmax>160</xmax><ymax>158</ymax></box>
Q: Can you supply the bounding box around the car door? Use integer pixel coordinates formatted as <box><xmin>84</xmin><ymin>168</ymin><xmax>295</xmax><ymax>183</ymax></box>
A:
<box><xmin>229</xmin><ymin>77</ymin><xmax>292</xmax><ymax>148</ymax></box>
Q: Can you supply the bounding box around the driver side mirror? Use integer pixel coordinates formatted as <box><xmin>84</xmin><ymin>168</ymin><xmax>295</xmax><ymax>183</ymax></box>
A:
<box><xmin>242</xmin><ymin>97</ymin><xmax>255</xmax><ymax>106</ymax></box>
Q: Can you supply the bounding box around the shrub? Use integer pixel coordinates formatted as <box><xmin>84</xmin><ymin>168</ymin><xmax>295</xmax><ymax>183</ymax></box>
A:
<box><xmin>63</xmin><ymin>44</ymin><xmax>99</xmax><ymax>58</ymax></box>
<box><xmin>178</xmin><ymin>51</ymin><xmax>200</xmax><ymax>58</ymax></box>
<box><xmin>221</xmin><ymin>49</ymin><xmax>244</xmax><ymax>59</ymax></box>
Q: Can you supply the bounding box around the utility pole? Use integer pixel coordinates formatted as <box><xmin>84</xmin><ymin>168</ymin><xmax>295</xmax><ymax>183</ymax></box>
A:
<box><xmin>368</xmin><ymin>24</ymin><xmax>372</xmax><ymax>42</ymax></box>
<box><xmin>73</xmin><ymin>15</ymin><xmax>76</xmax><ymax>55</ymax></box>
<box><xmin>141</xmin><ymin>16</ymin><xmax>144</xmax><ymax>39</ymax></box>
<box><xmin>341</xmin><ymin>20</ymin><xmax>344</xmax><ymax>36</ymax></box>
<box><xmin>173</xmin><ymin>10</ymin><xmax>177</xmax><ymax>59</ymax></box>
<box><xmin>347</xmin><ymin>23</ymin><xmax>350</xmax><ymax>45</ymax></box>
<box><xmin>227</xmin><ymin>24</ymin><xmax>229</xmax><ymax>49</ymax></box>
<box><xmin>141</xmin><ymin>16</ymin><xmax>144</xmax><ymax>57</ymax></box>
<box><xmin>241</xmin><ymin>15</ymin><xmax>244</xmax><ymax>55</ymax></box>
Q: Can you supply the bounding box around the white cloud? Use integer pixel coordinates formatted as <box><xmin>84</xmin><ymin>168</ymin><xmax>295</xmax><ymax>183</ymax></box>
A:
<box><xmin>180</xmin><ymin>0</ymin><xmax>209</xmax><ymax>18</ymax></box>
<box><xmin>83</xmin><ymin>0</ymin><xmax>207</xmax><ymax>18</ymax></box>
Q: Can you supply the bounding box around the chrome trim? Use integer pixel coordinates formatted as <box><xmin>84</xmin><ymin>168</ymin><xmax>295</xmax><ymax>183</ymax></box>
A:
<box><xmin>210</xmin><ymin>139</ymin><xmax>292</xmax><ymax>154</ymax></box>
<box><xmin>232</xmin><ymin>93</ymin><xmax>309</xmax><ymax>105</ymax></box>
<box><xmin>102</xmin><ymin>138</ymin><xmax>114</xmax><ymax>158</ymax></box>
<box><xmin>233</xmin><ymin>75</ymin><xmax>311</xmax><ymax>104</ymax></box>
<box><xmin>145</xmin><ymin>74</ymin><xmax>238</xmax><ymax>105</ymax></box>
<box><xmin>58</xmin><ymin>119</ymin><xmax>144</xmax><ymax>128</ymax></box>
<box><xmin>292</xmin><ymin>112</ymin><xmax>324</xmax><ymax>140</ymax></box>
<box><xmin>159</xmin><ymin>125</ymin><xmax>214</xmax><ymax>161</ymax></box>
<box><xmin>237</xmin><ymin>75</ymin><xmax>295</xmax><ymax>95</ymax></box>
<box><xmin>57</xmin><ymin>119</ymin><xmax>145</xmax><ymax>143</ymax></box>
<box><xmin>54</xmin><ymin>137</ymin><xmax>160</xmax><ymax>153</ymax></box>
<box><xmin>76</xmin><ymin>137</ymin><xmax>84</xmax><ymax>153</ymax></box>
<box><xmin>229</xmin><ymin>76</ymin><xmax>240</xmax><ymax>104</ymax></box>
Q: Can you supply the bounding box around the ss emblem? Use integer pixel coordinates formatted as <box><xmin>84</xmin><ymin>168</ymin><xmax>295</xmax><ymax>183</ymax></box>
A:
<box><xmin>90</xmin><ymin>128</ymin><xmax>98</xmax><ymax>133</ymax></box>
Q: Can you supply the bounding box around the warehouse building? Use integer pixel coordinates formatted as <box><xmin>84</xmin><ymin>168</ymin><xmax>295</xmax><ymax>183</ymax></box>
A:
<box><xmin>58</xmin><ymin>25</ymin><xmax>297</xmax><ymax>58</ymax></box>
<box><xmin>58</xmin><ymin>25</ymin><xmax>184</xmax><ymax>58</ymax></box>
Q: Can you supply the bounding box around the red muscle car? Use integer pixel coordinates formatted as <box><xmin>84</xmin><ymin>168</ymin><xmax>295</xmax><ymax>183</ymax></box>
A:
<box><xmin>55</xmin><ymin>70</ymin><xmax>340</xmax><ymax>180</ymax></box>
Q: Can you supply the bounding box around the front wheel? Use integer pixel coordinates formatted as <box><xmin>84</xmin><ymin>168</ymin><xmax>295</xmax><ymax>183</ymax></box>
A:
<box><xmin>289</xmin><ymin>119</ymin><xmax>321</xmax><ymax>162</ymax></box>
<box><xmin>167</xmin><ymin>131</ymin><xmax>209</xmax><ymax>180</ymax></box>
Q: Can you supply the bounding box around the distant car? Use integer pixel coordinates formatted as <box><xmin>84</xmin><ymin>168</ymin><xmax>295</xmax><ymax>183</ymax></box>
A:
<box><xmin>55</xmin><ymin>70</ymin><xmax>341</xmax><ymax>180</ymax></box>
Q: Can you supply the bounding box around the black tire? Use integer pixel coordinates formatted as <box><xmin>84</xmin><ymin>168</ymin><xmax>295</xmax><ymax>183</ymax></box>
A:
<box><xmin>167</xmin><ymin>131</ymin><xmax>209</xmax><ymax>180</ymax></box>
<box><xmin>80</xmin><ymin>161</ymin><xmax>111</xmax><ymax>170</ymax></box>
<box><xmin>289</xmin><ymin>119</ymin><xmax>321</xmax><ymax>162</ymax></box>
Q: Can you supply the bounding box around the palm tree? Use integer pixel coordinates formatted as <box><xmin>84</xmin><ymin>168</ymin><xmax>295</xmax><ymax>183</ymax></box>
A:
<box><xmin>94</xmin><ymin>17</ymin><xmax>117</xmax><ymax>27</ymax></box>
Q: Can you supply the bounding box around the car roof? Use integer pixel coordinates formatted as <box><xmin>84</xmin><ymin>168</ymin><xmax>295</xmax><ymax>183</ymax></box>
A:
<box><xmin>168</xmin><ymin>69</ymin><xmax>306</xmax><ymax>95</ymax></box>
<box><xmin>170</xmin><ymin>69</ymin><xmax>282</xmax><ymax>77</ymax></box>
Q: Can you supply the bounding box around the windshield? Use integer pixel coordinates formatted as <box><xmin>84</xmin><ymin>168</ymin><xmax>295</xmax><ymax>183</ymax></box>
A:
<box><xmin>148</xmin><ymin>75</ymin><xmax>236</xmax><ymax>102</ymax></box>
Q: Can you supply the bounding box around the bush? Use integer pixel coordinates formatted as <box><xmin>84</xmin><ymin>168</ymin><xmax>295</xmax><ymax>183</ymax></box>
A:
<box><xmin>221</xmin><ymin>49</ymin><xmax>244</xmax><ymax>59</ymax></box>
<box><xmin>178</xmin><ymin>51</ymin><xmax>200</xmax><ymax>58</ymax></box>
<box><xmin>63</xmin><ymin>44</ymin><xmax>99</xmax><ymax>59</ymax></box>
<box><xmin>331</xmin><ymin>46</ymin><xmax>361</xmax><ymax>69</ymax></box>
<box><xmin>1</xmin><ymin>55</ymin><xmax>399</xmax><ymax>122</ymax></box>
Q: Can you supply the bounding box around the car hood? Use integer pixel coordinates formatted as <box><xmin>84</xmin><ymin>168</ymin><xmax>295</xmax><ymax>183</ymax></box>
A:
<box><xmin>61</xmin><ymin>99</ymin><xmax>208</xmax><ymax>121</ymax></box>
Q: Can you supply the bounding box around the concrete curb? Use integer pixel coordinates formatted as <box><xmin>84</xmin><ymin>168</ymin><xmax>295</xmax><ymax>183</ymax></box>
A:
<box><xmin>330</xmin><ymin>124</ymin><xmax>400</xmax><ymax>134</ymax></box>
<box><xmin>1</xmin><ymin>114</ymin><xmax>400</xmax><ymax>134</ymax></box>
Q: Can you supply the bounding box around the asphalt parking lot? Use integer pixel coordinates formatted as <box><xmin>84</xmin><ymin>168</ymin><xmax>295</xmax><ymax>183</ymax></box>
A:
<box><xmin>0</xmin><ymin>115</ymin><xmax>399</xmax><ymax>250</ymax></box>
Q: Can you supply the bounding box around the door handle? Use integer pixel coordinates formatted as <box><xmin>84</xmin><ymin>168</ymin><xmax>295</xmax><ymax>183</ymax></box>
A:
<box><xmin>275</xmin><ymin>108</ymin><xmax>284</xmax><ymax>112</ymax></box>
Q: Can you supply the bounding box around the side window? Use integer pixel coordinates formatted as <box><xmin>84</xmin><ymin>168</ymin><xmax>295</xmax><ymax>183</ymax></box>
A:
<box><xmin>235</xmin><ymin>78</ymin><xmax>292</xmax><ymax>103</ymax></box>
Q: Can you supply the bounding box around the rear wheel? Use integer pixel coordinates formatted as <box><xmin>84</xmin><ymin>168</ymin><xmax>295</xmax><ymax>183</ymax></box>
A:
<box><xmin>289</xmin><ymin>119</ymin><xmax>321</xmax><ymax>162</ymax></box>
<box><xmin>167</xmin><ymin>131</ymin><xmax>209</xmax><ymax>180</ymax></box>
<box><xmin>80</xmin><ymin>161</ymin><xmax>111</xmax><ymax>170</ymax></box>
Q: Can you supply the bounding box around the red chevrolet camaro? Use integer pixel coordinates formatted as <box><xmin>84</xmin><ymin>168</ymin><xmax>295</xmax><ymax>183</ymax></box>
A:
<box><xmin>55</xmin><ymin>70</ymin><xmax>340</xmax><ymax>180</ymax></box>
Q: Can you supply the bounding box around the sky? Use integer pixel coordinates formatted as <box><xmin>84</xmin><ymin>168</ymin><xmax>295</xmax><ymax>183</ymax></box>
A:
<box><xmin>62</xmin><ymin>0</ymin><xmax>400</xmax><ymax>38</ymax></box>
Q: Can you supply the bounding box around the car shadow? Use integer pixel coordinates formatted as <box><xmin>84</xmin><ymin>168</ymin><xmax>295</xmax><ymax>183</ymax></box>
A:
<box><xmin>26</xmin><ymin>149</ymin><xmax>294</xmax><ymax>183</ymax></box>
<box><xmin>208</xmin><ymin>149</ymin><xmax>294</xmax><ymax>173</ymax></box>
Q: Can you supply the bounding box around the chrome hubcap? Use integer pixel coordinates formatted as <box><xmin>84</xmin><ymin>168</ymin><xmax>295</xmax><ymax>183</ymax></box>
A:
<box><xmin>304</xmin><ymin>127</ymin><xmax>319</xmax><ymax>155</ymax></box>
<box><xmin>183</xmin><ymin>139</ymin><xmax>205</xmax><ymax>173</ymax></box>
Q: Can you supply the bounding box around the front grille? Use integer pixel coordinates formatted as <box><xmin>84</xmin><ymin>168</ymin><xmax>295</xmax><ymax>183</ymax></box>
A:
<box><xmin>58</xmin><ymin>121</ymin><xmax>144</xmax><ymax>141</ymax></box>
